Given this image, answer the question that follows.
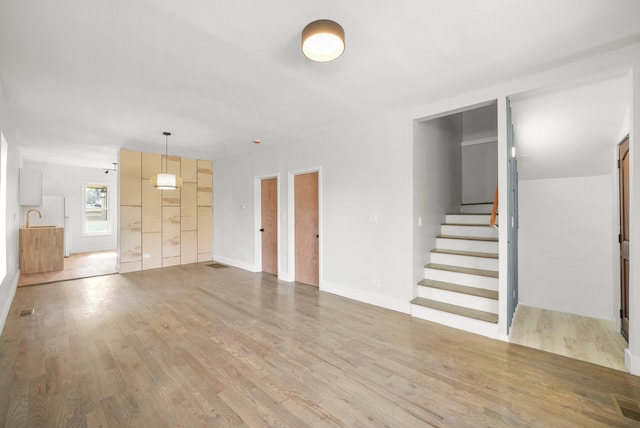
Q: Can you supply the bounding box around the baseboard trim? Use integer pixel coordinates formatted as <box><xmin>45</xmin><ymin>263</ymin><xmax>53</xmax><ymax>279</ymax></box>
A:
<box><xmin>321</xmin><ymin>281</ymin><xmax>411</xmax><ymax>314</ymax></box>
<box><xmin>278</xmin><ymin>271</ymin><xmax>294</xmax><ymax>282</ymax></box>
<box><xmin>0</xmin><ymin>270</ymin><xmax>19</xmax><ymax>336</ymax></box>
<box><xmin>625</xmin><ymin>348</ymin><xmax>638</xmax><ymax>375</ymax></box>
<box><xmin>212</xmin><ymin>255</ymin><xmax>260</xmax><ymax>273</ymax></box>
<box><xmin>518</xmin><ymin>299</ymin><xmax>613</xmax><ymax>322</ymax></box>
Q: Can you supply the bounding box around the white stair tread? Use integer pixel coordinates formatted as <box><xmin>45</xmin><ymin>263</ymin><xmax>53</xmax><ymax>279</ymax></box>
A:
<box><xmin>437</xmin><ymin>235</ymin><xmax>498</xmax><ymax>242</ymax></box>
<box><xmin>446</xmin><ymin>212</ymin><xmax>498</xmax><ymax>216</ymax></box>
<box><xmin>430</xmin><ymin>248</ymin><xmax>498</xmax><ymax>259</ymax></box>
<box><xmin>424</xmin><ymin>263</ymin><xmax>498</xmax><ymax>278</ymax></box>
<box><xmin>418</xmin><ymin>279</ymin><xmax>498</xmax><ymax>300</ymax></box>
<box><xmin>411</xmin><ymin>297</ymin><xmax>498</xmax><ymax>323</ymax></box>
<box><xmin>442</xmin><ymin>223</ymin><xmax>495</xmax><ymax>227</ymax></box>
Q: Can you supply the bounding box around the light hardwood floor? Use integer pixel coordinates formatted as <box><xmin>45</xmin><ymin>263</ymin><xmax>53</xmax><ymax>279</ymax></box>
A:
<box><xmin>18</xmin><ymin>250</ymin><xmax>118</xmax><ymax>287</ymax></box>
<box><xmin>511</xmin><ymin>305</ymin><xmax>628</xmax><ymax>372</ymax></box>
<box><xmin>2</xmin><ymin>263</ymin><xmax>640</xmax><ymax>427</ymax></box>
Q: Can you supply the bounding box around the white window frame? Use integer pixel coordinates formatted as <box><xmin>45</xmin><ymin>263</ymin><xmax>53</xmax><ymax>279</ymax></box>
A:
<box><xmin>82</xmin><ymin>182</ymin><xmax>112</xmax><ymax>236</ymax></box>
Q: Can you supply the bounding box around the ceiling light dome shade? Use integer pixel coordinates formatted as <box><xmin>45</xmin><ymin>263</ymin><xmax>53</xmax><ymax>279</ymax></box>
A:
<box><xmin>150</xmin><ymin>173</ymin><xmax>183</xmax><ymax>190</ymax></box>
<box><xmin>302</xmin><ymin>19</ymin><xmax>345</xmax><ymax>62</ymax></box>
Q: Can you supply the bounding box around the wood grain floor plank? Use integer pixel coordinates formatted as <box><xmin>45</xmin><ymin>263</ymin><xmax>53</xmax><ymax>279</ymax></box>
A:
<box><xmin>2</xmin><ymin>264</ymin><xmax>640</xmax><ymax>427</ymax></box>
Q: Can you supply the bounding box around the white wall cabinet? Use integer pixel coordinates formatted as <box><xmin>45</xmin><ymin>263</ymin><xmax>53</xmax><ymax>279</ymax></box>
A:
<box><xmin>19</xmin><ymin>168</ymin><xmax>42</xmax><ymax>206</ymax></box>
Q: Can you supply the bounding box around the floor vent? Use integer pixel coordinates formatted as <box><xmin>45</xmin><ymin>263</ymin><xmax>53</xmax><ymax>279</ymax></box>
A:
<box><xmin>207</xmin><ymin>263</ymin><xmax>229</xmax><ymax>269</ymax></box>
<box><xmin>19</xmin><ymin>309</ymin><xmax>34</xmax><ymax>317</ymax></box>
<box><xmin>613</xmin><ymin>395</ymin><xmax>640</xmax><ymax>422</ymax></box>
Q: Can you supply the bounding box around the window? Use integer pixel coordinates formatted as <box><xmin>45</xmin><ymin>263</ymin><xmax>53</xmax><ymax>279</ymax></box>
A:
<box><xmin>0</xmin><ymin>133</ymin><xmax>7</xmax><ymax>282</ymax></box>
<box><xmin>83</xmin><ymin>183</ymin><xmax>111</xmax><ymax>235</ymax></box>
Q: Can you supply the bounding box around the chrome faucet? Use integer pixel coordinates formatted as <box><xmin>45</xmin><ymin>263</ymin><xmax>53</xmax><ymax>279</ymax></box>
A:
<box><xmin>26</xmin><ymin>209</ymin><xmax>42</xmax><ymax>228</ymax></box>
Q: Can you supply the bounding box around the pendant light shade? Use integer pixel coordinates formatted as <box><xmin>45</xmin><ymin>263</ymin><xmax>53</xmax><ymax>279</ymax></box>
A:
<box><xmin>150</xmin><ymin>132</ymin><xmax>183</xmax><ymax>190</ymax></box>
<box><xmin>150</xmin><ymin>172</ymin><xmax>183</xmax><ymax>190</ymax></box>
<box><xmin>302</xmin><ymin>19</ymin><xmax>345</xmax><ymax>62</ymax></box>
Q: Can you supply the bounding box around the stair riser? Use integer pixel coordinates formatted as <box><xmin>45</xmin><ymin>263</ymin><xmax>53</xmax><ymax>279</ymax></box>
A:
<box><xmin>445</xmin><ymin>214</ymin><xmax>499</xmax><ymax>225</ymax></box>
<box><xmin>424</xmin><ymin>268</ymin><xmax>498</xmax><ymax>290</ymax></box>
<box><xmin>436</xmin><ymin>238</ymin><xmax>499</xmax><ymax>253</ymax></box>
<box><xmin>441</xmin><ymin>225</ymin><xmax>498</xmax><ymax>238</ymax></box>
<box><xmin>430</xmin><ymin>252</ymin><xmax>499</xmax><ymax>271</ymax></box>
<box><xmin>411</xmin><ymin>304</ymin><xmax>499</xmax><ymax>338</ymax></box>
<box><xmin>417</xmin><ymin>286</ymin><xmax>498</xmax><ymax>313</ymax></box>
<box><xmin>461</xmin><ymin>204</ymin><xmax>494</xmax><ymax>214</ymax></box>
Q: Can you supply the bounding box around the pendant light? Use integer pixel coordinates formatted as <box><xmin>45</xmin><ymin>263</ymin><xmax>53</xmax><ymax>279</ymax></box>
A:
<box><xmin>150</xmin><ymin>132</ymin><xmax>183</xmax><ymax>190</ymax></box>
<box><xmin>301</xmin><ymin>19</ymin><xmax>345</xmax><ymax>62</ymax></box>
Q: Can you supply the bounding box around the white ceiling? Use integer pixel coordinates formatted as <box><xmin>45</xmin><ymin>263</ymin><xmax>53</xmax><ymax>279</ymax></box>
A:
<box><xmin>1</xmin><ymin>0</ymin><xmax>640</xmax><ymax>169</ymax></box>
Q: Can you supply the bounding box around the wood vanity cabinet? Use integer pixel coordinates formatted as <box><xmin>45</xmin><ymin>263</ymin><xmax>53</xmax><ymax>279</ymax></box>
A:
<box><xmin>19</xmin><ymin>227</ymin><xmax>64</xmax><ymax>274</ymax></box>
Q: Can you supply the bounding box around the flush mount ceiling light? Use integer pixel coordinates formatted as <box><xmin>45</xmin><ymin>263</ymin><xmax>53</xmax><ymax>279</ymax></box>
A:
<box><xmin>150</xmin><ymin>132</ymin><xmax>183</xmax><ymax>190</ymax></box>
<box><xmin>301</xmin><ymin>19</ymin><xmax>345</xmax><ymax>62</ymax></box>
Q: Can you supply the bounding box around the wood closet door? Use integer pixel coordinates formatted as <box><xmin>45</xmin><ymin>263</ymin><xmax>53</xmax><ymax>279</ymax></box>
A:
<box><xmin>619</xmin><ymin>137</ymin><xmax>630</xmax><ymax>340</ymax></box>
<box><xmin>261</xmin><ymin>178</ymin><xmax>278</xmax><ymax>276</ymax></box>
<box><xmin>294</xmin><ymin>172</ymin><xmax>319</xmax><ymax>287</ymax></box>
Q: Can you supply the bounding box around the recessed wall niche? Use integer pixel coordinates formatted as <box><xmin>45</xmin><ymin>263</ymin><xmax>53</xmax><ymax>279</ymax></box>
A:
<box><xmin>118</xmin><ymin>149</ymin><xmax>213</xmax><ymax>273</ymax></box>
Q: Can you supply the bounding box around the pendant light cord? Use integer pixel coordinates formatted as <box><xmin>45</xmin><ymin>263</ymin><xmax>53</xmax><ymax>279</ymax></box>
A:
<box><xmin>163</xmin><ymin>131</ymin><xmax>171</xmax><ymax>173</ymax></box>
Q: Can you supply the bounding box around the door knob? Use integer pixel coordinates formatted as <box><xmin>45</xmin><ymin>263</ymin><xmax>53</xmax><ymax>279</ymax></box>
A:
<box><xmin>260</xmin><ymin>228</ymin><xmax>264</xmax><ymax>232</ymax></box>
<box><xmin>316</xmin><ymin>234</ymin><xmax>319</xmax><ymax>238</ymax></box>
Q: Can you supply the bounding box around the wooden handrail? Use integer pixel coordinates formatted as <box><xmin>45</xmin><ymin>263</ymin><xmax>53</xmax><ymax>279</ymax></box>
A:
<box><xmin>490</xmin><ymin>184</ymin><xmax>498</xmax><ymax>228</ymax></box>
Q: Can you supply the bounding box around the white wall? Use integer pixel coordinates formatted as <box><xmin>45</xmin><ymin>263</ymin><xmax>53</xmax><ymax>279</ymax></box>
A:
<box><xmin>21</xmin><ymin>161</ymin><xmax>117</xmax><ymax>254</ymax></box>
<box><xmin>461</xmin><ymin>105</ymin><xmax>498</xmax><ymax>204</ymax></box>
<box><xmin>462</xmin><ymin>142</ymin><xmax>498</xmax><ymax>204</ymax></box>
<box><xmin>213</xmin><ymin>118</ymin><xmax>414</xmax><ymax>313</ymax></box>
<box><xmin>463</xmin><ymin>104</ymin><xmax>498</xmax><ymax>141</ymax></box>
<box><xmin>518</xmin><ymin>175</ymin><xmax>615</xmax><ymax>319</ymax></box>
<box><xmin>413</xmin><ymin>114</ymin><xmax>462</xmax><ymax>286</ymax></box>
<box><xmin>213</xmin><ymin>41</ymin><xmax>640</xmax><ymax>368</ymax></box>
<box><xmin>0</xmin><ymin>82</ymin><xmax>21</xmax><ymax>334</ymax></box>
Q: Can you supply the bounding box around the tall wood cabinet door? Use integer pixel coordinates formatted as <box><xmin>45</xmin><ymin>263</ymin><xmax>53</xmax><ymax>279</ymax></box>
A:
<box><xmin>142</xmin><ymin>232</ymin><xmax>162</xmax><ymax>270</ymax></box>
<box><xmin>198</xmin><ymin>206</ymin><xmax>212</xmax><ymax>262</ymax></box>
<box><xmin>141</xmin><ymin>178</ymin><xmax>162</xmax><ymax>233</ymax></box>
<box><xmin>120</xmin><ymin>206</ymin><xmax>142</xmax><ymax>263</ymax></box>
<box><xmin>197</xmin><ymin>160</ymin><xmax>213</xmax><ymax>207</ymax></box>
<box><xmin>295</xmin><ymin>172</ymin><xmax>319</xmax><ymax>287</ymax></box>
<box><xmin>181</xmin><ymin>183</ymin><xmax>197</xmax><ymax>231</ymax></box>
<box><xmin>120</xmin><ymin>149</ymin><xmax>141</xmax><ymax>206</ymax></box>
<box><xmin>181</xmin><ymin>230</ymin><xmax>198</xmax><ymax>264</ymax></box>
<box><xmin>181</xmin><ymin>157</ymin><xmax>198</xmax><ymax>183</ymax></box>
<box><xmin>163</xmin><ymin>206</ymin><xmax>181</xmax><ymax>263</ymax></box>
<box><xmin>141</xmin><ymin>152</ymin><xmax>161</xmax><ymax>180</ymax></box>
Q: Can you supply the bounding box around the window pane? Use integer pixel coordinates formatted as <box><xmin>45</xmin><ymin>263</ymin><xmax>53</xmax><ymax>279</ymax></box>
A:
<box><xmin>84</xmin><ymin>184</ymin><xmax>110</xmax><ymax>234</ymax></box>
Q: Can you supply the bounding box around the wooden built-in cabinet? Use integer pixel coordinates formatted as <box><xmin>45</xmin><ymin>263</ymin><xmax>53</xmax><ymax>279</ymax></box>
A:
<box><xmin>19</xmin><ymin>227</ymin><xmax>64</xmax><ymax>274</ymax></box>
<box><xmin>119</xmin><ymin>149</ymin><xmax>213</xmax><ymax>273</ymax></box>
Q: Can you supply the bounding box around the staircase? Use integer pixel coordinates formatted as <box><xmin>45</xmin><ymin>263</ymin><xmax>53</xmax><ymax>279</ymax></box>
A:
<box><xmin>411</xmin><ymin>204</ymin><xmax>499</xmax><ymax>338</ymax></box>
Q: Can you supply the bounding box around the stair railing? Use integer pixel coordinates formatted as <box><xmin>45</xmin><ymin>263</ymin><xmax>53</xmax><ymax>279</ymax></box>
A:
<box><xmin>490</xmin><ymin>184</ymin><xmax>498</xmax><ymax>228</ymax></box>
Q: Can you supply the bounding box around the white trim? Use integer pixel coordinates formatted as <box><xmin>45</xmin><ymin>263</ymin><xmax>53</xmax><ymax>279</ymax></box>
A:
<box><xmin>253</xmin><ymin>178</ymin><xmax>261</xmax><ymax>272</ymax></box>
<box><xmin>461</xmin><ymin>136</ymin><xmax>497</xmax><ymax>147</ymax></box>
<box><xmin>0</xmin><ymin>270</ymin><xmax>19</xmax><ymax>335</ymax></box>
<box><xmin>625</xmin><ymin>348</ymin><xmax>638</xmax><ymax>374</ymax></box>
<box><xmin>213</xmin><ymin>255</ymin><xmax>260</xmax><ymax>272</ymax></box>
<box><xmin>415</xmin><ymin>100</ymin><xmax>497</xmax><ymax>123</ymax></box>
<box><xmin>287</xmin><ymin>167</ymin><xmax>322</xmax><ymax>287</ymax></box>
<box><xmin>518</xmin><ymin>299</ymin><xmax>616</xmax><ymax>322</ymax></box>
<box><xmin>323</xmin><ymin>280</ymin><xmax>411</xmax><ymax>314</ymax></box>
